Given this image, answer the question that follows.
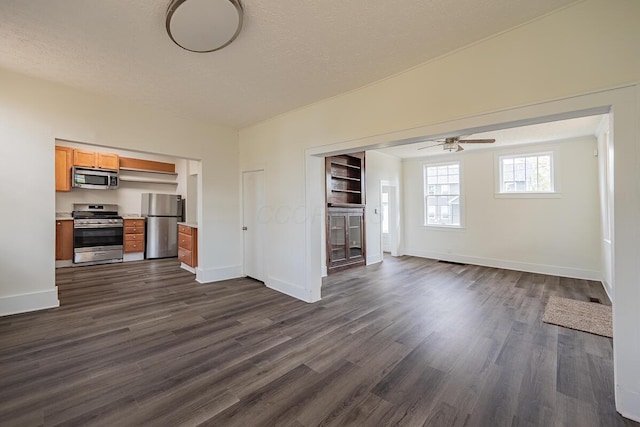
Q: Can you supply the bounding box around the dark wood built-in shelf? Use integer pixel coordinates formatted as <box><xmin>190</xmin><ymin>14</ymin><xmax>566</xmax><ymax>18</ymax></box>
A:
<box><xmin>328</xmin><ymin>203</ymin><xmax>365</xmax><ymax>208</ymax></box>
<box><xmin>332</xmin><ymin>176</ymin><xmax>361</xmax><ymax>182</ymax></box>
<box><xmin>331</xmin><ymin>161</ymin><xmax>361</xmax><ymax>170</ymax></box>
<box><xmin>326</xmin><ymin>153</ymin><xmax>365</xmax><ymax>207</ymax></box>
<box><xmin>325</xmin><ymin>152</ymin><xmax>366</xmax><ymax>274</ymax></box>
<box><xmin>332</xmin><ymin>189</ymin><xmax>361</xmax><ymax>194</ymax></box>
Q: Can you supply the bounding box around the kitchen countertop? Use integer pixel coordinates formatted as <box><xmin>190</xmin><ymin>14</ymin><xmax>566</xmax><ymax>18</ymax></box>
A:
<box><xmin>57</xmin><ymin>213</ymin><xmax>146</xmax><ymax>220</ymax></box>
<box><xmin>121</xmin><ymin>214</ymin><xmax>144</xmax><ymax>219</ymax></box>
<box><xmin>177</xmin><ymin>222</ymin><xmax>198</xmax><ymax>228</ymax></box>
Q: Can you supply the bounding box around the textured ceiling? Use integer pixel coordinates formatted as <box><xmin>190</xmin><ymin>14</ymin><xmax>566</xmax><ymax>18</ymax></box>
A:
<box><xmin>0</xmin><ymin>0</ymin><xmax>577</xmax><ymax>128</ymax></box>
<box><xmin>378</xmin><ymin>115</ymin><xmax>604</xmax><ymax>159</ymax></box>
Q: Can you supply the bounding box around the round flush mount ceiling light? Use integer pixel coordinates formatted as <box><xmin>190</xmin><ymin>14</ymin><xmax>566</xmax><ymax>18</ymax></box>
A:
<box><xmin>166</xmin><ymin>0</ymin><xmax>243</xmax><ymax>53</ymax></box>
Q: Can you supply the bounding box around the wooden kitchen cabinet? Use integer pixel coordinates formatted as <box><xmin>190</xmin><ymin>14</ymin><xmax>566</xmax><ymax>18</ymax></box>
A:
<box><xmin>55</xmin><ymin>146</ymin><xmax>74</xmax><ymax>192</ymax></box>
<box><xmin>124</xmin><ymin>219</ymin><xmax>145</xmax><ymax>254</ymax></box>
<box><xmin>73</xmin><ymin>149</ymin><xmax>97</xmax><ymax>168</ymax></box>
<box><xmin>73</xmin><ymin>149</ymin><xmax>119</xmax><ymax>170</ymax></box>
<box><xmin>97</xmin><ymin>153</ymin><xmax>119</xmax><ymax>170</ymax></box>
<box><xmin>178</xmin><ymin>224</ymin><xmax>198</xmax><ymax>268</ymax></box>
<box><xmin>55</xmin><ymin>220</ymin><xmax>74</xmax><ymax>260</ymax></box>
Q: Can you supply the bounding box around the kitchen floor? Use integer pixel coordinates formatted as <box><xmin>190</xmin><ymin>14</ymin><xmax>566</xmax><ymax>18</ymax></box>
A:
<box><xmin>0</xmin><ymin>257</ymin><xmax>635</xmax><ymax>426</ymax></box>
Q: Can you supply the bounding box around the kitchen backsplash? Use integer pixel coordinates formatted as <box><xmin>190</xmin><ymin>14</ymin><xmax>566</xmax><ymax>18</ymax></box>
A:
<box><xmin>56</xmin><ymin>186</ymin><xmax>186</xmax><ymax>215</ymax></box>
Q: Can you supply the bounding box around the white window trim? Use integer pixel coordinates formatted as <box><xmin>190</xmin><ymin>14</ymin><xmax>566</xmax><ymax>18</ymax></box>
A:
<box><xmin>422</xmin><ymin>159</ymin><xmax>465</xmax><ymax>229</ymax></box>
<box><xmin>494</xmin><ymin>148</ymin><xmax>561</xmax><ymax>198</ymax></box>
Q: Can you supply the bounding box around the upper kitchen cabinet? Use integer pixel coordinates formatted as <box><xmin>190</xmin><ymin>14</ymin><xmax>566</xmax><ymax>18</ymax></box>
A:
<box><xmin>72</xmin><ymin>149</ymin><xmax>96</xmax><ymax>168</ymax></box>
<box><xmin>97</xmin><ymin>152</ymin><xmax>119</xmax><ymax>170</ymax></box>
<box><xmin>73</xmin><ymin>149</ymin><xmax>119</xmax><ymax>170</ymax></box>
<box><xmin>55</xmin><ymin>146</ymin><xmax>74</xmax><ymax>192</ymax></box>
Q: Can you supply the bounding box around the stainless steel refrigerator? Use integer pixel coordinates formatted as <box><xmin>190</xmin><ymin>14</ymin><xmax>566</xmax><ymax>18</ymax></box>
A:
<box><xmin>141</xmin><ymin>193</ymin><xmax>182</xmax><ymax>259</ymax></box>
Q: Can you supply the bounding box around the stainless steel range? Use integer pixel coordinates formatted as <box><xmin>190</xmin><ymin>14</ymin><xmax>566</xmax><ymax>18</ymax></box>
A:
<box><xmin>72</xmin><ymin>204</ymin><xmax>124</xmax><ymax>266</ymax></box>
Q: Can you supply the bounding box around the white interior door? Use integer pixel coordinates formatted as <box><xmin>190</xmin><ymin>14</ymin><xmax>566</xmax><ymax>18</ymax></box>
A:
<box><xmin>381</xmin><ymin>183</ymin><xmax>398</xmax><ymax>255</ymax></box>
<box><xmin>243</xmin><ymin>170</ymin><xmax>265</xmax><ymax>282</ymax></box>
<box><xmin>381</xmin><ymin>185</ymin><xmax>391</xmax><ymax>253</ymax></box>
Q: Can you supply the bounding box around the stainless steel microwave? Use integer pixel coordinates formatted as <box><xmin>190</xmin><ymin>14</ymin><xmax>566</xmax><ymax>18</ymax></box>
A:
<box><xmin>72</xmin><ymin>167</ymin><xmax>119</xmax><ymax>190</ymax></box>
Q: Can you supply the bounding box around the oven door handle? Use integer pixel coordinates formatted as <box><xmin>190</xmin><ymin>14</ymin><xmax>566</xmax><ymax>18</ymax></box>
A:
<box><xmin>74</xmin><ymin>224</ymin><xmax>123</xmax><ymax>229</ymax></box>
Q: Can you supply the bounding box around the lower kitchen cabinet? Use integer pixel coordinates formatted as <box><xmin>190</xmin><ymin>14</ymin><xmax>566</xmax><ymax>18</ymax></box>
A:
<box><xmin>124</xmin><ymin>219</ymin><xmax>145</xmax><ymax>254</ymax></box>
<box><xmin>178</xmin><ymin>224</ymin><xmax>198</xmax><ymax>269</ymax></box>
<box><xmin>326</xmin><ymin>207</ymin><xmax>365</xmax><ymax>273</ymax></box>
<box><xmin>55</xmin><ymin>219</ymin><xmax>74</xmax><ymax>260</ymax></box>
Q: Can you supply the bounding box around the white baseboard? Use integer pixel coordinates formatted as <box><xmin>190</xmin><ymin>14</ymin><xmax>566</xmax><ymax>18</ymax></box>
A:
<box><xmin>195</xmin><ymin>264</ymin><xmax>242</xmax><ymax>284</ymax></box>
<box><xmin>267</xmin><ymin>276</ymin><xmax>320</xmax><ymax>303</ymax></box>
<box><xmin>403</xmin><ymin>248</ymin><xmax>601</xmax><ymax>281</ymax></box>
<box><xmin>55</xmin><ymin>260</ymin><xmax>73</xmax><ymax>269</ymax></box>
<box><xmin>0</xmin><ymin>288</ymin><xmax>59</xmax><ymax>317</ymax></box>
<box><xmin>366</xmin><ymin>253</ymin><xmax>383</xmax><ymax>265</ymax></box>
<box><xmin>123</xmin><ymin>252</ymin><xmax>144</xmax><ymax>262</ymax></box>
<box><xmin>617</xmin><ymin>385</ymin><xmax>640</xmax><ymax>422</ymax></box>
<box><xmin>181</xmin><ymin>263</ymin><xmax>196</xmax><ymax>274</ymax></box>
<box><xmin>601</xmin><ymin>279</ymin><xmax>613</xmax><ymax>303</ymax></box>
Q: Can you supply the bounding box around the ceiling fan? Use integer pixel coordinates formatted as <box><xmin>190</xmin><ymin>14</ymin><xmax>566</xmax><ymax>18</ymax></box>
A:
<box><xmin>417</xmin><ymin>136</ymin><xmax>496</xmax><ymax>152</ymax></box>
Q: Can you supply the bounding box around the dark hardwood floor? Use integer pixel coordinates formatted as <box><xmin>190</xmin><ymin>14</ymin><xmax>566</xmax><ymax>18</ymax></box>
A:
<box><xmin>0</xmin><ymin>256</ymin><xmax>636</xmax><ymax>426</ymax></box>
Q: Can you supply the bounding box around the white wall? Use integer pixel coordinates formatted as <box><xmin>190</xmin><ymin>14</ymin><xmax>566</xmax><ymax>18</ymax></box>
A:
<box><xmin>365</xmin><ymin>151</ymin><xmax>402</xmax><ymax>264</ymax></box>
<box><xmin>0</xmin><ymin>67</ymin><xmax>240</xmax><ymax>315</ymax></box>
<box><xmin>238</xmin><ymin>1</ymin><xmax>640</xmax><ymax>418</ymax></box>
<box><xmin>402</xmin><ymin>138</ymin><xmax>601</xmax><ymax>278</ymax></box>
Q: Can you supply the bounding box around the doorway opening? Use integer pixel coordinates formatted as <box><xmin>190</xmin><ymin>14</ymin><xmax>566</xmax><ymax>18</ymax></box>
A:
<box><xmin>380</xmin><ymin>181</ymin><xmax>399</xmax><ymax>256</ymax></box>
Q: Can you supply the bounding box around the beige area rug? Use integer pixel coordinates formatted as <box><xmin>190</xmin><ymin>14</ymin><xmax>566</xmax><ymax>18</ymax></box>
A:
<box><xmin>542</xmin><ymin>296</ymin><xmax>612</xmax><ymax>338</ymax></box>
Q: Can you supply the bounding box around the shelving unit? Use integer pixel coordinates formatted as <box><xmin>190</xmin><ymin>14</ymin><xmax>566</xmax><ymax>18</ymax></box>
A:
<box><xmin>119</xmin><ymin>167</ymin><xmax>178</xmax><ymax>176</ymax></box>
<box><xmin>326</xmin><ymin>153</ymin><xmax>365</xmax><ymax>207</ymax></box>
<box><xmin>325</xmin><ymin>152</ymin><xmax>366</xmax><ymax>273</ymax></box>
<box><xmin>119</xmin><ymin>176</ymin><xmax>179</xmax><ymax>185</ymax></box>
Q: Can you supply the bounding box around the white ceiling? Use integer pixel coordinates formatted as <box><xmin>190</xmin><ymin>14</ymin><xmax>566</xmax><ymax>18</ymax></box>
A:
<box><xmin>378</xmin><ymin>115</ymin><xmax>604</xmax><ymax>159</ymax></box>
<box><xmin>0</xmin><ymin>0</ymin><xmax>577</xmax><ymax>128</ymax></box>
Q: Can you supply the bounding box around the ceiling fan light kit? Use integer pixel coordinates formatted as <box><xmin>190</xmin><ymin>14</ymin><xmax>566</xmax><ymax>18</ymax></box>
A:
<box><xmin>419</xmin><ymin>136</ymin><xmax>496</xmax><ymax>152</ymax></box>
<box><xmin>166</xmin><ymin>0</ymin><xmax>244</xmax><ymax>53</ymax></box>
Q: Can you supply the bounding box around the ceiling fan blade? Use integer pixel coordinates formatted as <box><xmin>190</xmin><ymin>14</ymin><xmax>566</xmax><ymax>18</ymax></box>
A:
<box><xmin>458</xmin><ymin>139</ymin><xmax>496</xmax><ymax>144</ymax></box>
<box><xmin>417</xmin><ymin>142</ymin><xmax>445</xmax><ymax>150</ymax></box>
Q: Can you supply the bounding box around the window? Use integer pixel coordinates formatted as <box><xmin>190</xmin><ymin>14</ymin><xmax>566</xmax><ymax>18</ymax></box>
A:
<box><xmin>498</xmin><ymin>152</ymin><xmax>553</xmax><ymax>193</ymax></box>
<box><xmin>423</xmin><ymin>162</ymin><xmax>461</xmax><ymax>227</ymax></box>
